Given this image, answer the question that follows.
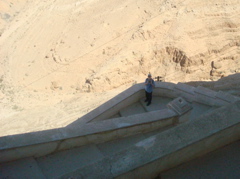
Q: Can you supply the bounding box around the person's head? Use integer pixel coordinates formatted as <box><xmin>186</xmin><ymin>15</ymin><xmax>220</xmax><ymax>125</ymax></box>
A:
<box><xmin>148</xmin><ymin>74</ymin><xmax>152</xmax><ymax>79</ymax></box>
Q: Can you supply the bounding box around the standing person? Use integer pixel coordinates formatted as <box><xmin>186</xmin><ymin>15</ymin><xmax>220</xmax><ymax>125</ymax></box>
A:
<box><xmin>144</xmin><ymin>73</ymin><xmax>155</xmax><ymax>106</ymax></box>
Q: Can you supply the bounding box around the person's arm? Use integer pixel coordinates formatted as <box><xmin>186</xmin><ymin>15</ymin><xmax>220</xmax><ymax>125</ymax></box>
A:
<box><xmin>151</xmin><ymin>80</ymin><xmax>155</xmax><ymax>87</ymax></box>
<box><xmin>145</xmin><ymin>79</ymin><xmax>148</xmax><ymax>85</ymax></box>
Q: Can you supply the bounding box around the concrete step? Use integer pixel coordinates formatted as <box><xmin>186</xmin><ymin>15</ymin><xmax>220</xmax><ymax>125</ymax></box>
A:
<box><xmin>177</xmin><ymin>102</ymin><xmax>218</xmax><ymax>123</ymax></box>
<box><xmin>96</xmin><ymin>125</ymin><xmax>174</xmax><ymax>158</ymax></box>
<box><xmin>189</xmin><ymin>102</ymin><xmax>218</xmax><ymax>121</ymax></box>
<box><xmin>96</xmin><ymin>134</ymin><xmax>146</xmax><ymax>156</ymax></box>
<box><xmin>143</xmin><ymin>125</ymin><xmax>175</xmax><ymax>138</ymax></box>
<box><xmin>36</xmin><ymin>145</ymin><xmax>104</xmax><ymax>179</ymax></box>
<box><xmin>108</xmin><ymin>113</ymin><xmax>121</xmax><ymax>119</ymax></box>
<box><xmin>119</xmin><ymin>102</ymin><xmax>146</xmax><ymax>117</ymax></box>
<box><xmin>140</xmin><ymin>96</ymin><xmax>173</xmax><ymax>112</ymax></box>
<box><xmin>94</xmin><ymin>112</ymin><xmax>121</xmax><ymax>121</ymax></box>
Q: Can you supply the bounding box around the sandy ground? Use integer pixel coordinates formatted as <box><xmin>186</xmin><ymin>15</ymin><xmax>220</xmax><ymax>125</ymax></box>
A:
<box><xmin>0</xmin><ymin>0</ymin><xmax>240</xmax><ymax>136</ymax></box>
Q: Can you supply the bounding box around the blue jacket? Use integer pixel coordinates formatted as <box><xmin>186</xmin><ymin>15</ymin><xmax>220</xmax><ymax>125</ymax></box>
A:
<box><xmin>145</xmin><ymin>78</ymin><xmax>155</xmax><ymax>93</ymax></box>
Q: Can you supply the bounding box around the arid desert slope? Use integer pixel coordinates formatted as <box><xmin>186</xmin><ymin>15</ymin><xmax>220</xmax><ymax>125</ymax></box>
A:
<box><xmin>0</xmin><ymin>0</ymin><xmax>239</xmax><ymax>136</ymax></box>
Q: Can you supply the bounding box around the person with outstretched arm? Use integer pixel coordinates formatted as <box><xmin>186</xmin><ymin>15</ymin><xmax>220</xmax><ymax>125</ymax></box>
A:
<box><xmin>144</xmin><ymin>73</ymin><xmax>155</xmax><ymax>106</ymax></box>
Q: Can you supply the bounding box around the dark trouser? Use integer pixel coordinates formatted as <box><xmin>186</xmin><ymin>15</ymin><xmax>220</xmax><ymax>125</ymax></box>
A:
<box><xmin>145</xmin><ymin>91</ymin><xmax>152</xmax><ymax>103</ymax></box>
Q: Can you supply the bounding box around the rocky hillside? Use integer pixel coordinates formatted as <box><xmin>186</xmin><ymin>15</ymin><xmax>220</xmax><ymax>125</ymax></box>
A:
<box><xmin>0</xmin><ymin>0</ymin><xmax>239</xmax><ymax>135</ymax></box>
<box><xmin>0</xmin><ymin>0</ymin><xmax>239</xmax><ymax>93</ymax></box>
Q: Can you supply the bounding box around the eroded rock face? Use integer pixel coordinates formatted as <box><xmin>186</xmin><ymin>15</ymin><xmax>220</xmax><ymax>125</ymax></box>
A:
<box><xmin>166</xmin><ymin>47</ymin><xmax>191</xmax><ymax>67</ymax></box>
<box><xmin>81</xmin><ymin>40</ymin><xmax>239</xmax><ymax>92</ymax></box>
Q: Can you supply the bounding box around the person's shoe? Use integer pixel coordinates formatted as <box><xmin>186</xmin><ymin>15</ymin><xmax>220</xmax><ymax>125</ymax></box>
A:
<box><xmin>147</xmin><ymin>102</ymin><xmax>151</xmax><ymax>106</ymax></box>
<box><xmin>144</xmin><ymin>99</ymin><xmax>148</xmax><ymax>102</ymax></box>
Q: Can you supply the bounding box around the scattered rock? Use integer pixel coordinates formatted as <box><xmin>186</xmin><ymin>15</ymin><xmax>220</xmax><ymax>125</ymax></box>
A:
<box><xmin>76</xmin><ymin>87</ymin><xmax>81</xmax><ymax>91</ymax></box>
<box><xmin>50</xmin><ymin>81</ymin><xmax>59</xmax><ymax>90</ymax></box>
<box><xmin>186</xmin><ymin>69</ymin><xmax>191</xmax><ymax>74</ymax></box>
<box><xmin>1</xmin><ymin>13</ymin><xmax>11</xmax><ymax>20</ymax></box>
<box><xmin>211</xmin><ymin>61</ymin><xmax>222</xmax><ymax>69</ymax></box>
<box><xmin>12</xmin><ymin>105</ymin><xmax>19</xmax><ymax>110</ymax></box>
<box><xmin>210</xmin><ymin>69</ymin><xmax>223</xmax><ymax>77</ymax></box>
<box><xmin>85</xmin><ymin>79</ymin><xmax>92</xmax><ymax>85</ymax></box>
